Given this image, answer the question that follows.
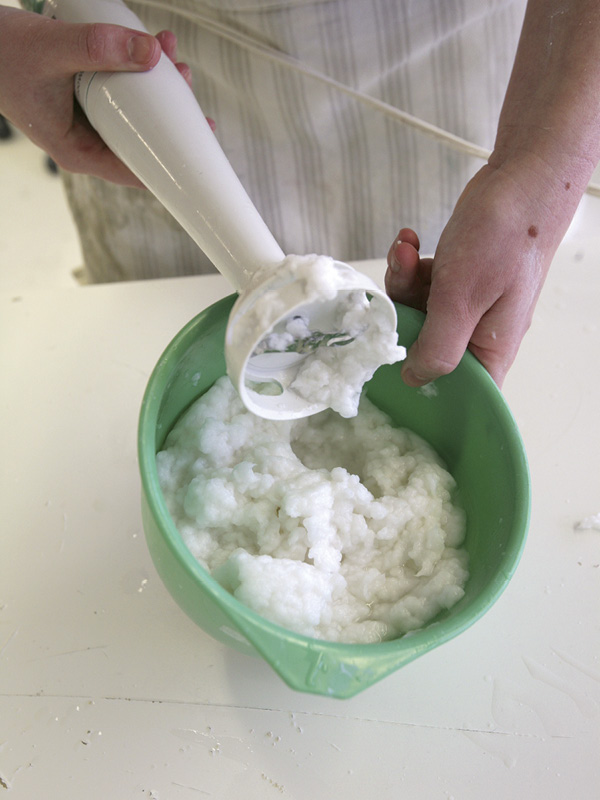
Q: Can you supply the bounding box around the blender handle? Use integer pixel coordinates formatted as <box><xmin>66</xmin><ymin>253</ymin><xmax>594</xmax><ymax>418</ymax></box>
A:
<box><xmin>41</xmin><ymin>0</ymin><xmax>285</xmax><ymax>290</ymax></box>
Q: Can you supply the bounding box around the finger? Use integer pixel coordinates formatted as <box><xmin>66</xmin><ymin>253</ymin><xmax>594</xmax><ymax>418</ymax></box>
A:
<box><xmin>385</xmin><ymin>227</ymin><xmax>420</xmax><ymax>270</ymax></box>
<box><xmin>29</xmin><ymin>94</ymin><xmax>146</xmax><ymax>186</ymax></box>
<box><xmin>42</xmin><ymin>18</ymin><xmax>161</xmax><ymax>73</ymax></box>
<box><xmin>394</xmin><ymin>227</ymin><xmax>420</xmax><ymax>251</ymax></box>
<box><xmin>155</xmin><ymin>32</ymin><xmax>194</xmax><ymax>88</ymax></box>
<box><xmin>385</xmin><ymin>231</ymin><xmax>432</xmax><ymax>311</ymax></box>
<box><xmin>175</xmin><ymin>61</ymin><xmax>193</xmax><ymax>87</ymax></box>
<box><xmin>466</xmin><ymin>293</ymin><xmax>535</xmax><ymax>387</ymax></box>
<box><xmin>156</xmin><ymin>29</ymin><xmax>177</xmax><ymax>61</ymax></box>
<box><xmin>154</xmin><ymin>30</ymin><xmax>203</xmax><ymax>110</ymax></box>
<box><xmin>385</xmin><ymin>241</ymin><xmax>423</xmax><ymax>308</ymax></box>
<box><xmin>59</xmin><ymin>112</ymin><xmax>146</xmax><ymax>186</ymax></box>
<box><xmin>401</xmin><ymin>287</ymin><xmax>481</xmax><ymax>387</ymax></box>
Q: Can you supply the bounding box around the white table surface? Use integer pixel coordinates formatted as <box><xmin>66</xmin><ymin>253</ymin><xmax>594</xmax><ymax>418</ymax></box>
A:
<box><xmin>2</xmin><ymin>197</ymin><xmax>600</xmax><ymax>799</ymax></box>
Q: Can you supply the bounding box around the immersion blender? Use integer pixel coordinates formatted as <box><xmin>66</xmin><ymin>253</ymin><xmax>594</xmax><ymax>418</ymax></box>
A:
<box><xmin>40</xmin><ymin>0</ymin><xmax>399</xmax><ymax>419</ymax></box>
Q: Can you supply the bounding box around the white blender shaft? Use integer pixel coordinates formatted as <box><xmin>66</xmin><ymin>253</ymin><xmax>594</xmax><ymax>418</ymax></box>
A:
<box><xmin>42</xmin><ymin>0</ymin><xmax>284</xmax><ymax>290</ymax></box>
<box><xmin>40</xmin><ymin>0</ymin><xmax>400</xmax><ymax>421</ymax></box>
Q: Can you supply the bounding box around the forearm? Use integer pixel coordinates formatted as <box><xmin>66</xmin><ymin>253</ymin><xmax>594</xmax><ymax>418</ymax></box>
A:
<box><xmin>492</xmin><ymin>0</ymin><xmax>600</xmax><ymax>230</ymax></box>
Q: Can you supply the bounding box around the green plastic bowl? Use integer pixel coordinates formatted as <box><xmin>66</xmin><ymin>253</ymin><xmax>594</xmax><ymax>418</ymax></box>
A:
<box><xmin>138</xmin><ymin>295</ymin><xmax>530</xmax><ymax>698</ymax></box>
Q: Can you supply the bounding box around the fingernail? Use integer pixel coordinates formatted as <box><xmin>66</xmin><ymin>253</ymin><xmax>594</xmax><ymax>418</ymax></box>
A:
<box><xmin>388</xmin><ymin>241</ymin><xmax>402</xmax><ymax>273</ymax></box>
<box><xmin>129</xmin><ymin>35</ymin><xmax>156</xmax><ymax>65</ymax></box>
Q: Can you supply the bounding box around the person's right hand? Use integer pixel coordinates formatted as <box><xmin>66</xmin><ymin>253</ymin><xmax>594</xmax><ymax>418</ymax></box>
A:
<box><xmin>0</xmin><ymin>7</ymin><xmax>191</xmax><ymax>187</ymax></box>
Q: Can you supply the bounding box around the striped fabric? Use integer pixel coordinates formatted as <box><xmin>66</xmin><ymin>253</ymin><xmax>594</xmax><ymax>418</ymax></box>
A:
<box><xmin>61</xmin><ymin>0</ymin><xmax>527</xmax><ymax>283</ymax></box>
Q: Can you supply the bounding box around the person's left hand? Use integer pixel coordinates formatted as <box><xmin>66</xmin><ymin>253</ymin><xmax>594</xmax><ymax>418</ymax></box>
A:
<box><xmin>384</xmin><ymin>158</ymin><xmax>571</xmax><ymax>388</ymax></box>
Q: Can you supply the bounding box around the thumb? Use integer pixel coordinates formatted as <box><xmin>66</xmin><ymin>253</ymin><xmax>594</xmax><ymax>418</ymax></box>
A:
<box><xmin>401</xmin><ymin>291</ymin><xmax>477</xmax><ymax>387</ymax></box>
<box><xmin>43</xmin><ymin>18</ymin><xmax>161</xmax><ymax>74</ymax></box>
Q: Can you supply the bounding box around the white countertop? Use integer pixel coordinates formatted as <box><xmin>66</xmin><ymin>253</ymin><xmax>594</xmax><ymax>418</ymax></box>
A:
<box><xmin>2</xmin><ymin>197</ymin><xmax>599</xmax><ymax>799</ymax></box>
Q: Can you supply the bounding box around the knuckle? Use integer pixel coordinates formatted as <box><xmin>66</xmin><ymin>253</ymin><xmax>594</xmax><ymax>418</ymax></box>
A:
<box><xmin>419</xmin><ymin>352</ymin><xmax>458</xmax><ymax>378</ymax></box>
<box><xmin>81</xmin><ymin>23</ymin><xmax>108</xmax><ymax>65</ymax></box>
<box><xmin>412</xmin><ymin>337</ymin><xmax>459</xmax><ymax>379</ymax></box>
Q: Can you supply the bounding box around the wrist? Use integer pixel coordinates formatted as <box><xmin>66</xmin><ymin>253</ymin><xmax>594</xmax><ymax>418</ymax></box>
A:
<box><xmin>493</xmin><ymin>116</ymin><xmax>599</xmax><ymax>191</ymax></box>
<box><xmin>487</xmin><ymin>137</ymin><xmax>591</xmax><ymax>240</ymax></box>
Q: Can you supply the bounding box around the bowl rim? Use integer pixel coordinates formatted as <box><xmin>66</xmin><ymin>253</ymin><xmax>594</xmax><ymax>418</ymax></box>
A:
<box><xmin>138</xmin><ymin>297</ymin><xmax>531</xmax><ymax>657</ymax></box>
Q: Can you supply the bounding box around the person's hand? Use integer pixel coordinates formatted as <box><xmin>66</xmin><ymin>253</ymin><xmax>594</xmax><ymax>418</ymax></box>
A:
<box><xmin>385</xmin><ymin>159</ymin><xmax>568</xmax><ymax>388</ymax></box>
<box><xmin>386</xmin><ymin>0</ymin><xmax>600</xmax><ymax>390</ymax></box>
<box><xmin>0</xmin><ymin>7</ymin><xmax>193</xmax><ymax>187</ymax></box>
